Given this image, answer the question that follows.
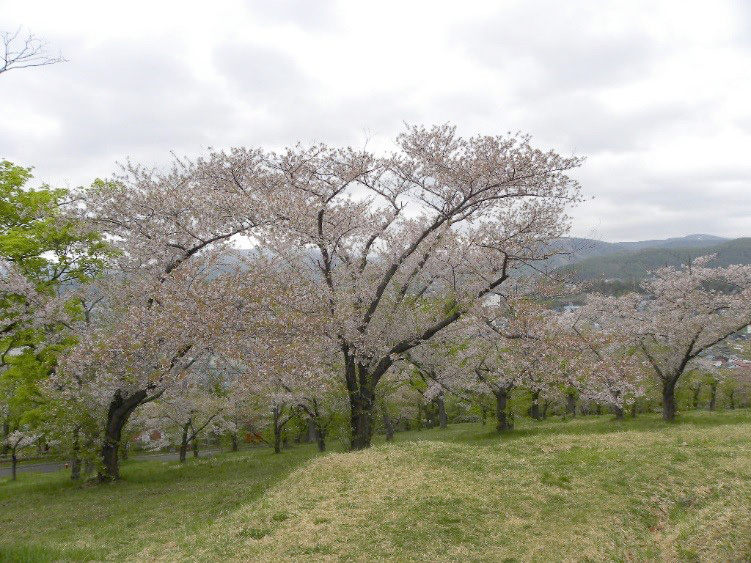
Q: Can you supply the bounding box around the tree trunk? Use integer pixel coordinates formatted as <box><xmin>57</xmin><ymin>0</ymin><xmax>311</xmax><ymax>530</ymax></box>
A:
<box><xmin>425</xmin><ymin>402</ymin><xmax>436</xmax><ymax>429</ymax></box>
<box><xmin>99</xmin><ymin>389</ymin><xmax>147</xmax><ymax>481</ymax></box>
<box><xmin>630</xmin><ymin>400</ymin><xmax>638</xmax><ymax>418</ymax></box>
<box><xmin>273</xmin><ymin>431</ymin><xmax>281</xmax><ymax>454</ymax></box>
<box><xmin>382</xmin><ymin>403</ymin><xmax>395</xmax><ymax>442</ymax></box>
<box><xmin>541</xmin><ymin>399</ymin><xmax>549</xmax><ymax>419</ymax></box>
<box><xmin>230</xmin><ymin>432</ymin><xmax>239</xmax><ymax>452</ymax></box>
<box><xmin>530</xmin><ymin>391</ymin><xmax>541</xmax><ymax>420</ymax></box>
<box><xmin>692</xmin><ymin>384</ymin><xmax>702</xmax><ymax>409</ymax></box>
<box><xmin>494</xmin><ymin>388</ymin><xmax>513</xmax><ymax>433</ymax></box>
<box><xmin>613</xmin><ymin>404</ymin><xmax>624</xmax><ymax>420</ymax></box>
<box><xmin>729</xmin><ymin>389</ymin><xmax>735</xmax><ymax>410</ymax></box>
<box><xmin>709</xmin><ymin>382</ymin><xmax>717</xmax><ymax>411</ymax></box>
<box><xmin>349</xmin><ymin>376</ymin><xmax>376</xmax><ymax>450</ymax></box>
<box><xmin>192</xmin><ymin>438</ymin><xmax>199</xmax><ymax>458</ymax></box>
<box><xmin>437</xmin><ymin>393</ymin><xmax>447</xmax><ymax>429</ymax></box>
<box><xmin>307</xmin><ymin>418</ymin><xmax>317</xmax><ymax>443</ymax></box>
<box><xmin>273</xmin><ymin>405</ymin><xmax>283</xmax><ymax>454</ymax></box>
<box><xmin>70</xmin><ymin>428</ymin><xmax>81</xmax><ymax>481</ymax></box>
<box><xmin>566</xmin><ymin>391</ymin><xmax>576</xmax><ymax>417</ymax></box>
<box><xmin>1</xmin><ymin>420</ymin><xmax>8</xmax><ymax>455</ymax></box>
<box><xmin>179</xmin><ymin>422</ymin><xmax>190</xmax><ymax>463</ymax></box>
<box><xmin>662</xmin><ymin>378</ymin><xmax>678</xmax><ymax>421</ymax></box>
<box><xmin>316</xmin><ymin>427</ymin><xmax>326</xmax><ymax>452</ymax></box>
<box><xmin>70</xmin><ymin>456</ymin><xmax>81</xmax><ymax>481</ymax></box>
<box><xmin>11</xmin><ymin>450</ymin><xmax>18</xmax><ymax>481</ymax></box>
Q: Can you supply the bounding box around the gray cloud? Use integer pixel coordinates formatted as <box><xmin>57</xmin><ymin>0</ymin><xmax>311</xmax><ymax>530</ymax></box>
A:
<box><xmin>2</xmin><ymin>37</ymin><xmax>238</xmax><ymax>181</ymax></box>
<box><xmin>571</xmin><ymin>156</ymin><xmax>751</xmax><ymax>241</ymax></box>
<box><xmin>244</xmin><ymin>0</ymin><xmax>340</xmax><ymax>31</ymax></box>
<box><xmin>1</xmin><ymin>1</ymin><xmax>748</xmax><ymax>241</ymax></box>
<box><xmin>522</xmin><ymin>94</ymin><xmax>707</xmax><ymax>153</ymax></box>
<box><xmin>214</xmin><ymin>42</ymin><xmax>311</xmax><ymax>99</ymax></box>
<box><xmin>455</xmin><ymin>2</ymin><xmax>661</xmax><ymax>96</ymax></box>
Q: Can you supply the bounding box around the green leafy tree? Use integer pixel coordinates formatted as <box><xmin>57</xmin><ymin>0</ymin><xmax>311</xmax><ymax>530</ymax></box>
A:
<box><xmin>0</xmin><ymin>160</ymin><xmax>108</xmax><ymax>460</ymax></box>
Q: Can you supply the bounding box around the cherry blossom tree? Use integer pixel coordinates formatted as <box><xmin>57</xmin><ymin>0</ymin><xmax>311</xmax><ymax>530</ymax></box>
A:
<box><xmin>222</xmin><ymin>307</ymin><xmax>343</xmax><ymax>453</ymax></box>
<box><xmin>139</xmin><ymin>381</ymin><xmax>228</xmax><ymax>462</ymax></box>
<box><xmin>59</xmin><ymin>154</ymin><xmax>275</xmax><ymax>480</ymax></box>
<box><xmin>407</xmin><ymin>291</ymin><xmax>561</xmax><ymax>433</ymax></box>
<box><xmin>380</xmin><ymin>360</ymin><xmax>441</xmax><ymax>433</ymax></box>
<box><xmin>256</xmin><ymin>124</ymin><xmax>582</xmax><ymax>448</ymax></box>
<box><xmin>375</xmin><ymin>371</ymin><xmax>425</xmax><ymax>441</ymax></box>
<box><xmin>227</xmin><ymin>376</ymin><xmax>298</xmax><ymax>455</ymax></box>
<box><xmin>291</xmin><ymin>386</ymin><xmax>346</xmax><ymax>453</ymax></box>
<box><xmin>1</xmin><ymin>260</ymin><xmax>58</xmax><ymax>344</ymax></box>
<box><xmin>53</xmin><ymin>124</ymin><xmax>582</xmax><ymax>470</ymax></box>
<box><xmin>58</xmin><ymin>269</ymin><xmax>208</xmax><ymax>477</ymax></box>
<box><xmin>557</xmin><ymin>313</ymin><xmax>646</xmax><ymax>419</ymax></box>
<box><xmin>690</xmin><ymin>356</ymin><xmax>731</xmax><ymax>411</ymax></box>
<box><xmin>581</xmin><ymin>257</ymin><xmax>751</xmax><ymax>421</ymax></box>
<box><xmin>723</xmin><ymin>363</ymin><xmax>751</xmax><ymax>409</ymax></box>
<box><xmin>221</xmin><ymin>388</ymin><xmax>254</xmax><ymax>452</ymax></box>
<box><xmin>3</xmin><ymin>428</ymin><xmax>38</xmax><ymax>480</ymax></box>
<box><xmin>410</xmin><ymin>367</ymin><xmax>449</xmax><ymax>429</ymax></box>
<box><xmin>211</xmin><ymin>248</ymin><xmax>349</xmax><ymax>453</ymax></box>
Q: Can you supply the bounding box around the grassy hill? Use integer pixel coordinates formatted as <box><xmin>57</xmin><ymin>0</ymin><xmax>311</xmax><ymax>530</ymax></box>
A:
<box><xmin>3</xmin><ymin>411</ymin><xmax>751</xmax><ymax>561</ymax></box>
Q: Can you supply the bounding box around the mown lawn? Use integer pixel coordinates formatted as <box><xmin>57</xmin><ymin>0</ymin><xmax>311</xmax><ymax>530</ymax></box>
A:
<box><xmin>3</xmin><ymin>411</ymin><xmax>751</xmax><ymax>561</ymax></box>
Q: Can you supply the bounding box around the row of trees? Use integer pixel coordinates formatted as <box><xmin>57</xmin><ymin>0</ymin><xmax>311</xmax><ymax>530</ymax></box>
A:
<box><xmin>2</xmin><ymin>126</ymin><xmax>751</xmax><ymax>483</ymax></box>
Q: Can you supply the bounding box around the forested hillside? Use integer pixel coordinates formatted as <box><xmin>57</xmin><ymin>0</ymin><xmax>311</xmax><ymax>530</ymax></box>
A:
<box><xmin>557</xmin><ymin>237</ymin><xmax>751</xmax><ymax>282</ymax></box>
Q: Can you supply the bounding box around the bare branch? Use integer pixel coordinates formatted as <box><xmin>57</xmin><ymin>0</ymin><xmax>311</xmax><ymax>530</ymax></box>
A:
<box><xmin>1</xmin><ymin>28</ymin><xmax>67</xmax><ymax>75</ymax></box>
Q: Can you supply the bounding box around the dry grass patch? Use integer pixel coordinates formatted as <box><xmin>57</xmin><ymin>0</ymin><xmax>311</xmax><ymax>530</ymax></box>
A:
<box><xmin>149</xmin><ymin>420</ymin><xmax>751</xmax><ymax>561</ymax></box>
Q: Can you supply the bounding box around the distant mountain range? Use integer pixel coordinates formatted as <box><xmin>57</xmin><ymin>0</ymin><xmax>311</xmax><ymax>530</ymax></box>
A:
<box><xmin>218</xmin><ymin>234</ymin><xmax>750</xmax><ymax>285</ymax></box>
<box><xmin>551</xmin><ymin>235</ymin><xmax>751</xmax><ymax>281</ymax></box>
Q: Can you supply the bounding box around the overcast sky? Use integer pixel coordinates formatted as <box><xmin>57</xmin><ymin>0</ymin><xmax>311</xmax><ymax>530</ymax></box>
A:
<box><xmin>1</xmin><ymin>0</ymin><xmax>749</xmax><ymax>242</ymax></box>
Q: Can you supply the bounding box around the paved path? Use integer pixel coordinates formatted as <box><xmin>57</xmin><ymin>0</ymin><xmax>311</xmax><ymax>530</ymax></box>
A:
<box><xmin>0</xmin><ymin>450</ymin><xmax>222</xmax><ymax>478</ymax></box>
<box><xmin>0</xmin><ymin>460</ymin><xmax>66</xmax><ymax>478</ymax></box>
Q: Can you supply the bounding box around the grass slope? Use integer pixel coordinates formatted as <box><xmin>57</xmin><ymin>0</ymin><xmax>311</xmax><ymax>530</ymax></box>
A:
<box><xmin>0</xmin><ymin>447</ymin><xmax>319</xmax><ymax>561</ymax></box>
<box><xmin>3</xmin><ymin>412</ymin><xmax>751</xmax><ymax>561</ymax></box>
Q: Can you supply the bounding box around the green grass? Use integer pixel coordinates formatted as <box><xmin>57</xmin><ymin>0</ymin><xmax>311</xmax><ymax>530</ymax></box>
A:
<box><xmin>3</xmin><ymin>411</ymin><xmax>751</xmax><ymax>561</ymax></box>
<box><xmin>0</xmin><ymin>446</ymin><xmax>319</xmax><ymax>561</ymax></box>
